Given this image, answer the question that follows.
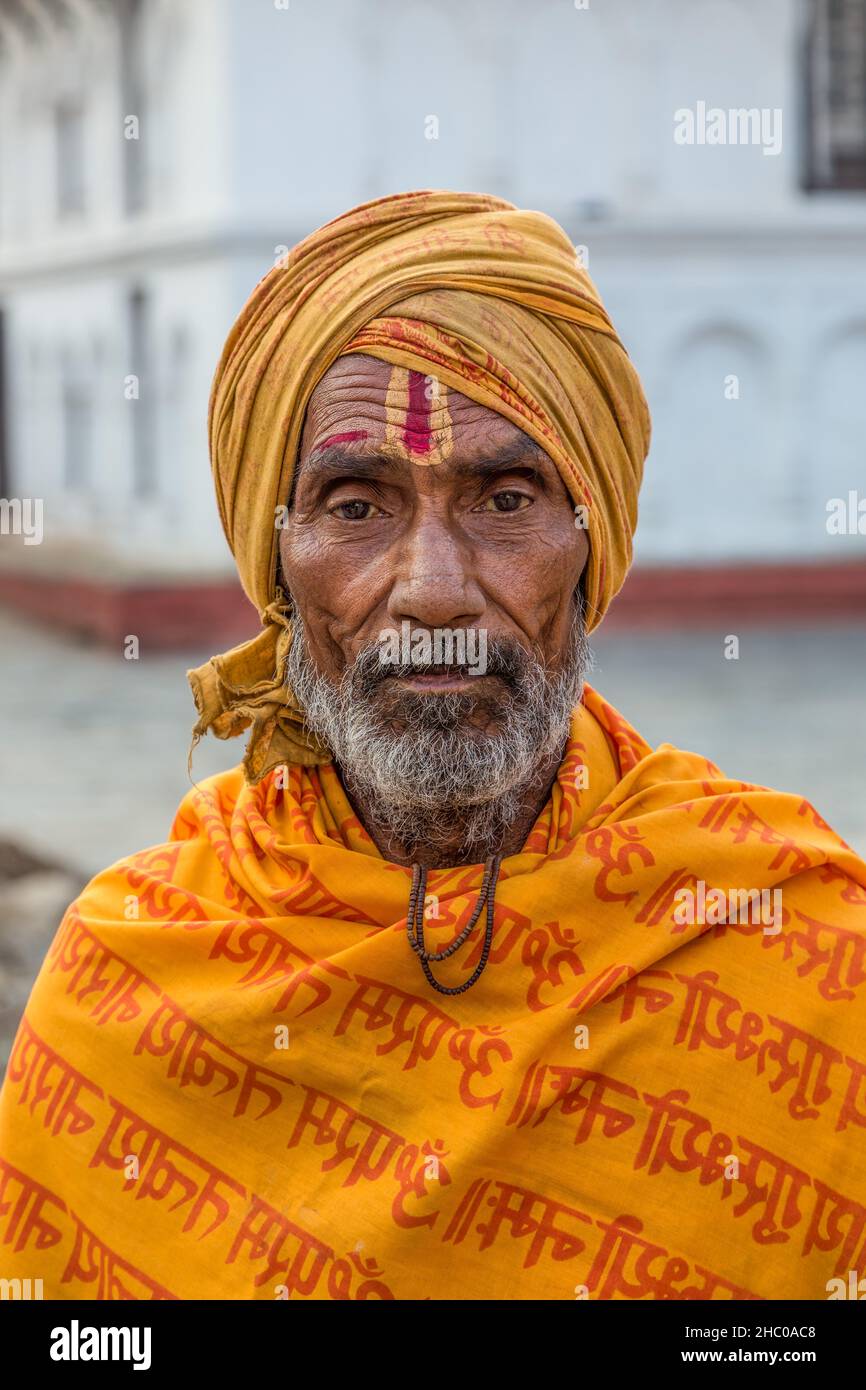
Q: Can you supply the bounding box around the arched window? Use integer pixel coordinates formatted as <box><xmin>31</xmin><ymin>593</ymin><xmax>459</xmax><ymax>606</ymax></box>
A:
<box><xmin>62</xmin><ymin>378</ymin><xmax>92</xmax><ymax>493</ymax></box>
<box><xmin>55</xmin><ymin>100</ymin><xmax>85</xmax><ymax>217</ymax></box>
<box><xmin>0</xmin><ymin>311</ymin><xmax>8</xmax><ymax>497</ymax></box>
<box><xmin>119</xmin><ymin>0</ymin><xmax>147</xmax><ymax>213</ymax></box>
<box><xmin>129</xmin><ymin>286</ymin><xmax>155</xmax><ymax>497</ymax></box>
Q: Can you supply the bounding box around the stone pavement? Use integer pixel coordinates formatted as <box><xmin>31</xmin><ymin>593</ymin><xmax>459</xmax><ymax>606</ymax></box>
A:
<box><xmin>0</xmin><ymin>608</ymin><xmax>864</xmax><ymax>1062</ymax></box>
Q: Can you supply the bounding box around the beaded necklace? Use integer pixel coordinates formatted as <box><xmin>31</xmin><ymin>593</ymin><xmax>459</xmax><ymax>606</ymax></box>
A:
<box><xmin>405</xmin><ymin>855</ymin><xmax>503</xmax><ymax>995</ymax></box>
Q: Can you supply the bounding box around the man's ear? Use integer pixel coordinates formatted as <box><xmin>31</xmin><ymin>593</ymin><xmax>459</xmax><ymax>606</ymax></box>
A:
<box><xmin>574</xmin><ymin>569</ymin><xmax>587</xmax><ymax>615</ymax></box>
<box><xmin>286</xmin><ymin>470</ymin><xmax>300</xmax><ymax>513</ymax></box>
<box><xmin>278</xmin><ymin>577</ymin><xmax>296</xmax><ymax>614</ymax></box>
<box><xmin>275</xmin><ymin>549</ymin><xmax>295</xmax><ymax>611</ymax></box>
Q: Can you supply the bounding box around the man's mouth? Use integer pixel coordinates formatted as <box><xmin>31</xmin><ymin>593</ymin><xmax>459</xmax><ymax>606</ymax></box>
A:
<box><xmin>378</xmin><ymin>658</ymin><xmax>494</xmax><ymax>686</ymax></box>
<box><xmin>387</xmin><ymin>665</ymin><xmax>501</xmax><ymax>694</ymax></box>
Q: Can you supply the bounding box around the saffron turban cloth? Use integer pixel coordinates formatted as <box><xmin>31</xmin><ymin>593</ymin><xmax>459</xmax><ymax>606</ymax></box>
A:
<box><xmin>2</xmin><ymin>192</ymin><xmax>866</xmax><ymax>1302</ymax></box>
<box><xmin>189</xmin><ymin>189</ymin><xmax>651</xmax><ymax>782</ymax></box>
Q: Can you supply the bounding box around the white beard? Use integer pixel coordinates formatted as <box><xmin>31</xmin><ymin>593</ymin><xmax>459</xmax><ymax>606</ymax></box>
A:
<box><xmin>284</xmin><ymin>603</ymin><xmax>593</xmax><ymax>862</ymax></box>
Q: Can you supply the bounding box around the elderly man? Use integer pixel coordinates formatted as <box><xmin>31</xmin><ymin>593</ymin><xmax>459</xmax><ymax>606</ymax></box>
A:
<box><xmin>1</xmin><ymin>191</ymin><xmax>865</xmax><ymax>1303</ymax></box>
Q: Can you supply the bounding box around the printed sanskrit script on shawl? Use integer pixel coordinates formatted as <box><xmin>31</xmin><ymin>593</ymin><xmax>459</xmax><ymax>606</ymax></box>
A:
<box><xmin>1</xmin><ymin>689</ymin><xmax>866</xmax><ymax>1300</ymax></box>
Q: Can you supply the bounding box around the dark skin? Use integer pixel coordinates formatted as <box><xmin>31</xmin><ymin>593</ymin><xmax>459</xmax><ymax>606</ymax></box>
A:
<box><xmin>278</xmin><ymin>353</ymin><xmax>589</xmax><ymax>867</ymax></box>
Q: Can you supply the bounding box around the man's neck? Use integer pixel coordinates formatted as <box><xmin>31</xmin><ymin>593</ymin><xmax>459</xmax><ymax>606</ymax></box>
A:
<box><xmin>338</xmin><ymin>755</ymin><xmax>563</xmax><ymax>869</ymax></box>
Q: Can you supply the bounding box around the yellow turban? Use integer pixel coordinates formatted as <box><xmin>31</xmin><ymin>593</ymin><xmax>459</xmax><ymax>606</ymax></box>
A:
<box><xmin>189</xmin><ymin>190</ymin><xmax>651</xmax><ymax>782</ymax></box>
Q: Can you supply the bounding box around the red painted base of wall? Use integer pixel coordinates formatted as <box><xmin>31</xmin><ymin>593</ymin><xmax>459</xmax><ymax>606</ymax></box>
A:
<box><xmin>605</xmin><ymin>559</ymin><xmax>866</xmax><ymax>629</ymax></box>
<box><xmin>0</xmin><ymin>571</ymin><xmax>258</xmax><ymax>650</ymax></box>
<box><xmin>1</xmin><ymin>560</ymin><xmax>864</xmax><ymax>649</ymax></box>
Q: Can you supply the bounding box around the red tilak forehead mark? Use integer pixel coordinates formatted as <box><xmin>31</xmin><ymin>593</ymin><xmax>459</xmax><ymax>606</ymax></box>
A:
<box><xmin>384</xmin><ymin>365</ymin><xmax>453</xmax><ymax>465</ymax></box>
<box><xmin>314</xmin><ymin>430</ymin><xmax>368</xmax><ymax>452</ymax></box>
<box><xmin>402</xmin><ymin>370</ymin><xmax>433</xmax><ymax>455</ymax></box>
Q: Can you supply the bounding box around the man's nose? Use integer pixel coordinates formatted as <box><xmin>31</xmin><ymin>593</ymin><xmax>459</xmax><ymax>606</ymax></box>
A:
<box><xmin>385</xmin><ymin>516</ymin><xmax>486</xmax><ymax>629</ymax></box>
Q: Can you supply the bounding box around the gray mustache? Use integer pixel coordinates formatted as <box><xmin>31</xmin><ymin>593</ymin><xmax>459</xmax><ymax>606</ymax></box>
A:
<box><xmin>350</xmin><ymin>636</ymin><xmax>530</xmax><ymax>697</ymax></box>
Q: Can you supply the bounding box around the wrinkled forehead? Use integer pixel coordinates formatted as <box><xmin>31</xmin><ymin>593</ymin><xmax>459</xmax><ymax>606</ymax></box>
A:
<box><xmin>299</xmin><ymin>352</ymin><xmax>535</xmax><ymax>469</ymax></box>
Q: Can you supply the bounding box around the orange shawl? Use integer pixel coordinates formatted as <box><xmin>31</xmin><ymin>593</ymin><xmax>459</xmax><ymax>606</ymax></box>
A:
<box><xmin>2</xmin><ymin>688</ymin><xmax>865</xmax><ymax>1300</ymax></box>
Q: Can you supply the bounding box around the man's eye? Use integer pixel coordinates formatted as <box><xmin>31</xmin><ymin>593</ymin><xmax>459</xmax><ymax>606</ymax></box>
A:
<box><xmin>330</xmin><ymin>499</ymin><xmax>380</xmax><ymax>520</ymax></box>
<box><xmin>481</xmin><ymin>490</ymin><xmax>532</xmax><ymax>513</ymax></box>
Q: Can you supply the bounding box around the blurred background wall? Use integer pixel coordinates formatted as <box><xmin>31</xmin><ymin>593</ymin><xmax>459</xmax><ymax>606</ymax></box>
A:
<box><xmin>1</xmin><ymin>0</ymin><xmax>865</xmax><ymax>623</ymax></box>
<box><xmin>0</xmin><ymin>0</ymin><xmax>864</xmax><ymax>1057</ymax></box>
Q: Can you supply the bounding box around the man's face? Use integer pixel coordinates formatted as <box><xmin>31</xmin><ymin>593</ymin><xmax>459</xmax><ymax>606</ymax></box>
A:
<box><xmin>279</xmin><ymin>353</ymin><xmax>588</xmax><ymax>692</ymax></box>
<box><xmin>278</xmin><ymin>352</ymin><xmax>591</xmax><ymax>859</ymax></box>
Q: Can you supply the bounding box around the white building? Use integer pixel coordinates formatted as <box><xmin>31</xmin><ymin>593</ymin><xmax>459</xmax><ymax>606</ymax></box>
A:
<box><xmin>0</xmin><ymin>0</ymin><xmax>864</xmax><ymax>641</ymax></box>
